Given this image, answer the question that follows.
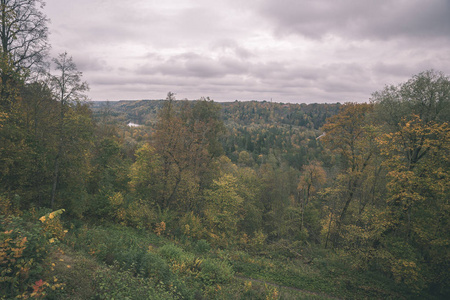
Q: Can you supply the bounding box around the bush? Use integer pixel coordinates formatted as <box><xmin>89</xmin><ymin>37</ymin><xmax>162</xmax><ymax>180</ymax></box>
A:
<box><xmin>125</xmin><ymin>199</ymin><xmax>156</xmax><ymax>229</ymax></box>
<box><xmin>0</xmin><ymin>214</ymin><xmax>50</xmax><ymax>298</ymax></box>
<box><xmin>139</xmin><ymin>252</ymin><xmax>172</xmax><ymax>282</ymax></box>
<box><xmin>179</xmin><ymin>211</ymin><xmax>205</xmax><ymax>239</ymax></box>
<box><xmin>194</xmin><ymin>239</ymin><xmax>211</xmax><ymax>254</ymax></box>
<box><xmin>94</xmin><ymin>263</ymin><xmax>174</xmax><ymax>300</ymax></box>
<box><xmin>70</xmin><ymin>226</ymin><xmax>152</xmax><ymax>264</ymax></box>
<box><xmin>158</xmin><ymin>243</ymin><xmax>184</xmax><ymax>261</ymax></box>
<box><xmin>69</xmin><ymin>226</ymin><xmax>195</xmax><ymax>298</ymax></box>
<box><xmin>198</xmin><ymin>258</ymin><xmax>234</xmax><ymax>285</ymax></box>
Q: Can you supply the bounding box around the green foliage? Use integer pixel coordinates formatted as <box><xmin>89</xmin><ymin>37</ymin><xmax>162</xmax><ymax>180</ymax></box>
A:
<box><xmin>375</xmin><ymin>115</ymin><xmax>450</xmax><ymax>294</ymax></box>
<box><xmin>93</xmin><ymin>263</ymin><xmax>173</xmax><ymax>300</ymax></box>
<box><xmin>179</xmin><ymin>211</ymin><xmax>206</xmax><ymax>240</ymax></box>
<box><xmin>194</xmin><ymin>239</ymin><xmax>211</xmax><ymax>254</ymax></box>
<box><xmin>124</xmin><ymin>198</ymin><xmax>157</xmax><ymax>229</ymax></box>
<box><xmin>373</xmin><ymin>69</ymin><xmax>450</xmax><ymax>126</ymax></box>
<box><xmin>139</xmin><ymin>252</ymin><xmax>172</xmax><ymax>282</ymax></box>
<box><xmin>158</xmin><ymin>243</ymin><xmax>184</xmax><ymax>261</ymax></box>
<box><xmin>203</xmin><ymin>173</ymin><xmax>244</xmax><ymax>246</ymax></box>
<box><xmin>198</xmin><ymin>258</ymin><xmax>234</xmax><ymax>286</ymax></box>
<box><xmin>68</xmin><ymin>226</ymin><xmax>194</xmax><ymax>298</ymax></box>
<box><xmin>69</xmin><ymin>226</ymin><xmax>150</xmax><ymax>263</ymax></box>
<box><xmin>129</xmin><ymin>143</ymin><xmax>162</xmax><ymax>200</ymax></box>
<box><xmin>88</xmin><ymin>137</ymin><xmax>131</xmax><ymax>198</ymax></box>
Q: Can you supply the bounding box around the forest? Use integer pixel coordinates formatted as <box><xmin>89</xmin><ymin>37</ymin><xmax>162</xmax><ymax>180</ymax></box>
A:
<box><xmin>1</xmin><ymin>1</ymin><xmax>450</xmax><ymax>299</ymax></box>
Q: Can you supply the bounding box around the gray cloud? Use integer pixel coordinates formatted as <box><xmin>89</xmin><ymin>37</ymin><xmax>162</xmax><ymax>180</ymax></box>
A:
<box><xmin>44</xmin><ymin>0</ymin><xmax>450</xmax><ymax>103</ymax></box>
<box><xmin>137</xmin><ymin>52</ymin><xmax>250</xmax><ymax>78</ymax></box>
<box><xmin>211</xmin><ymin>39</ymin><xmax>253</xmax><ymax>59</ymax></box>
<box><xmin>259</xmin><ymin>0</ymin><xmax>450</xmax><ymax>40</ymax></box>
<box><xmin>71</xmin><ymin>55</ymin><xmax>111</xmax><ymax>73</ymax></box>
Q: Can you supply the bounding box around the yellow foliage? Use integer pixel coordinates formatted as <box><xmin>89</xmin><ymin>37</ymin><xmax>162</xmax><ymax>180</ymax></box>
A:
<box><xmin>320</xmin><ymin>210</ymin><xmax>337</xmax><ymax>239</ymax></box>
<box><xmin>265</xmin><ymin>283</ymin><xmax>280</xmax><ymax>300</ymax></box>
<box><xmin>240</xmin><ymin>233</ymin><xmax>249</xmax><ymax>245</ymax></box>
<box><xmin>179</xmin><ymin>211</ymin><xmax>205</xmax><ymax>239</ymax></box>
<box><xmin>0</xmin><ymin>196</ymin><xmax>20</xmax><ymax>217</ymax></box>
<box><xmin>391</xmin><ymin>259</ymin><xmax>419</xmax><ymax>286</ymax></box>
<box><xmin>39</xmin><ymin>209</ymin><xmax>67</xmax><ymax>242</ymax></box>
<box><xmin>244</xmin><ymin>280</ymin><xmax>252</xmax><ymax>292</ymax></box>
<box><xmin>247</xmin><ymin>230</ymin><xmax>267</xmax><ymax>251</ymax></box>
<box><xmin>0</xmin><ymin>111</ymin><xmax>8</xmax><ymax>128</ymax></box>
<box><xmin>203</xmin><ymin>174</ymin><xmax>244</xmax><ymax>246</ymax></box>
<box><xmin>0</xmin><ymin>227</ymin><xmax>30</xmax><ymax>288</ymax></box>
<box><xmin>124</xmin><ymin>200</ymin><xmax>156</xmax><ymax>229</ymax></box>
<box><xmin>108</xmin><ymin>192</ymin><xmax>124</xmax><ymax>207</ymax></box>
<box><xmin>108</xmin><ymin>192</ymin><xmax>128</xmax><ymax>225</ymax></box>
<box><xmin>154</xmin><ymin>221</ymin><xmax>166</xmax><ymax>236</ymax></box>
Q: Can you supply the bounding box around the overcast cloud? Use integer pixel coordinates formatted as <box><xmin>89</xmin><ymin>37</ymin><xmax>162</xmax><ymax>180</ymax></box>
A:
<box><xmin>44</xmin><ymin>0</ymin><xmax>450</xmax><ymax>103</ymax></box>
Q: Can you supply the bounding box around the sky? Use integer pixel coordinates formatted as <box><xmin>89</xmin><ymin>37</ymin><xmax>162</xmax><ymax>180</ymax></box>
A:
<box><xmin>43</xmin><ymin>0</ymin><xmax>450</xmax><ymax>103</ymax></box>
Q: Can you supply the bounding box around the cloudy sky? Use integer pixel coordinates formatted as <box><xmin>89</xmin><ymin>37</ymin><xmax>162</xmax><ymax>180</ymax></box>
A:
<box><xmin>44</xmin><ymin>0</ymin><xmax>450</xmax><ymax>103</ymax></box>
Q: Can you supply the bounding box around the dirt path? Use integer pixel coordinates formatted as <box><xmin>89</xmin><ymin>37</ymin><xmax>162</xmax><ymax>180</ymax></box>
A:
<box><xmin>235</xmin><ymin>275</ymin><xmax>341</xmax><ymax>299</ymax></box>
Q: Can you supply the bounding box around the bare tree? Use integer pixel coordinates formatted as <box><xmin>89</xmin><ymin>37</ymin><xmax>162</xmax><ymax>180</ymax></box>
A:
<box><xmin>0</xmin><ymin>0</ymin><xmax>49</xmax><ymax>70</ymax></box>
<box><xmin>1</xmin><ymin>0</ymin><xmax>49</xmax><ymax>109</ymax></box>
<box><xmin>50</xmin><ymin>52</ymin><xmax>88</xmax><ymax>105</ymax></box>
<box><xmin>49</xmin><ymin>52</ymin><xmax>89</xmax><ymax>209</ymax></box>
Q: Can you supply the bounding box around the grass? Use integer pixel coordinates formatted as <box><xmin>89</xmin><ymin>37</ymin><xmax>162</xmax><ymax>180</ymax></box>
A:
<box><xmin>44</xmin><ymin>224</ymin><xmax>420</xmax><ymax>299</ymax></box>
<box><xmin>230</xmin><ymin>248</ymin><xmax>410</xmax><ymax>299</ymax></box>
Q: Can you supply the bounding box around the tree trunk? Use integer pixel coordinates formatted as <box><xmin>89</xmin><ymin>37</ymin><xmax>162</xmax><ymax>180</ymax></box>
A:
<box><xmin>50</xmin><ymin>143</ymin><xmax>62</xmax><ymax>209</ymax></box>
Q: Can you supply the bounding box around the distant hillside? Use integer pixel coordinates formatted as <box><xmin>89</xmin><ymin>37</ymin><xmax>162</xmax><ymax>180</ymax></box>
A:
<box><xmin>91</xmin><ymin>100</ymin><xmax>340</xmax><ymax>129</ymax></box>
<box><xmin>91</xmin><ymin>100</ymin><xmax>340</xmax><ymax>168</ymax></box>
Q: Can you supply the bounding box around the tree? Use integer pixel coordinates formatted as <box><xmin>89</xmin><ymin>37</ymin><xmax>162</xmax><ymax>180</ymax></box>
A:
<box><xmin>153</xmin><ymin>93</ymin><xmax>224</xmax><ymax>211</ymax></box>
<box><xmin>372</xmin><ymin>71</ymin><xmax>450</xmax><ymax>252</ymax></box>
<box><xmin>0</xmin><ymin>0</ymin><xmax>48</xmax><ymax>70</ymax></box>
<box><xmin>153</xmin><ymin>93</ymin><xmax>202</xmax><ymax>210</ymax></box>
<box><xmin>376</xmin><ymin>115</ymin><xmax>450</xmax><ymax>292</ymax></box>
<box><xmin>0</xmin><ymin>0</ymin><xmax>49</xmax><ymax>109</ymax></box>
<box><xmin>0</xmin><ymin>62</ymin><xmax>33</xmax><ymax>204</ymax></box>
<box><xmin>189</xmin><ymin>97</ymin><xmax>225</xmax><ymax>158</ymax></box>
<box><xmin>321</xmin><ymin>103</ymin><xmax>378</xmax><ymax>244</ymax></box>
<box><xmin>237</xmin><ymin>150</ymin><xmax>254</xmax><ymax>167</ymax></box>
<box><xmin>258</xmin><ymin>155</ymin><xmax>299</xmax><ymax>239</ymax></box>
<box><xmin>49</xmin><ymin>52</ymin><xmax>89</xmax><ymax>209</ymax></box>
<box><xmin>357</xmin><ymin>71</ymin><xmax>450</xmax><ymax>293</ymax></box>
<box><xmin>50</xmin><ymin>52</ymin><xmax>88</xmax><ymax>106</ymax></box>
<box><xmin>129</xmin><ymin>143</ymin><xmax>162</xmax><ymax>201</ymax></box>
<box><xmin>20</xmin><ymin>80</ymin><xmax>58</xmax><ymax>206</ymax></box>
<box><xmin>203</xmin><ymin>173</ymin><xmax>244</xmax><ymax>246</ymax></box>
<box><xmin>297</xmin><ymin>161</ymin><xmax>326</xmax><ymax>232</ymax></box>
<box><xmin>372</xmin><ymin>70</ymin><xmax>450</xmax><ymax>128</ymax></box>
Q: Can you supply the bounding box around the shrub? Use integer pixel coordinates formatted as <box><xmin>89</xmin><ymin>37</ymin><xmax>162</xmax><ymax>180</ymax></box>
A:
<box><xmin>125</xmin><ymin>198</ymin><xmax>156</xmax><ymax>229</ymax></box>
<box><xmin>71</xmin><ymin>226</ymin><xmax>151</xmax><ymax>264</ymax></box>
<box><xmin>194</xmin><ymin>239</ymin><xmax>211</xmax><ymax>254</ymax></box>
<box><xmin>93</xmin><ymin>263</ymin><xmax>174</xmax><ymax>300</ymax></box>
<box><xmin>198</xmin><ymin>258</ymin><xmax>234</xmax><ymax>285</ymax></box>
<box><xmin>39</xmin><ymin>209</ymin><xmax>68</xmax><ymax>242</ymax></box>
<box><xmin>0</xmin><ymin>214</ymin><xmax>50</xmax><ymax>298</ymax></box>
<box><xmin>139</xmin><ymin>252</ymin><xmax>172</xmax><ymax>282</ymax></box>
<box><xmin>158</xmin><ymin>243</ymin><xmax>184</xmax><ymax>261</ymax></box>
<box><xmin>179</xmin><ymin>211</ymin><xmax>205</xmax><ymax>240</ymax></box>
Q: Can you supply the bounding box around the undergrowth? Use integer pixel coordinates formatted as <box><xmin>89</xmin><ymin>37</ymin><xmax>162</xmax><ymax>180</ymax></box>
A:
<box><xmin>61</xmin><ymin>224</ymin><xmax>425</xmax><ymax>299</ymax></box>
<box><xmin>2</xmin><ymin>214</ymin><xmax>431</xmax><ymax>299</ymax></box>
